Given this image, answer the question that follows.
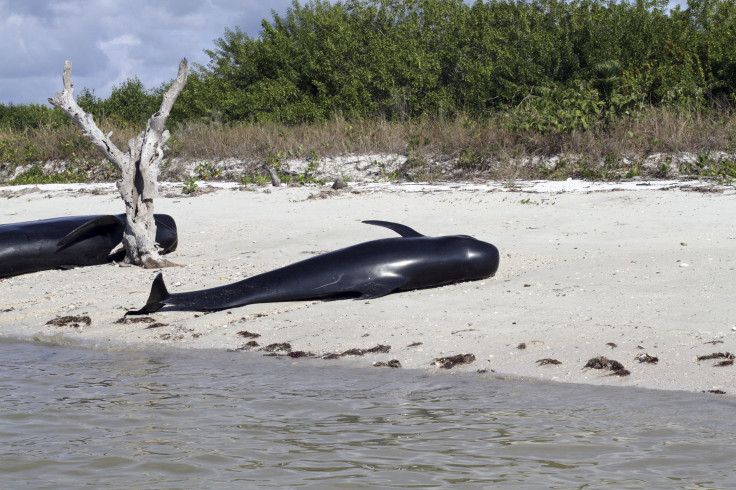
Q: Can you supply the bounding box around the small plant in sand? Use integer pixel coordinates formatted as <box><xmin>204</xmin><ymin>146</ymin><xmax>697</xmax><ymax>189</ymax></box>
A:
<box><xmin>182</xmin><ymin>176</ymin><xmax>198</xmax><ymax>194</ymax></box>
<box><xmin>194</xmin><ymin>161</ymin><xmax>222</xmax><ymax>180</ymax></box>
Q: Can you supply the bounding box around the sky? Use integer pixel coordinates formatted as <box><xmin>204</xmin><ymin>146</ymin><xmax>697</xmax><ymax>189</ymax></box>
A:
<box><xmin>0</xmin><ymin>0</ymin><xmax>298</xmax><ymax>105</ymax></box>
<box><xmin>1</xmin><ymin>0</ymin><xmax>687</xmax><ymax>106</ymax></box>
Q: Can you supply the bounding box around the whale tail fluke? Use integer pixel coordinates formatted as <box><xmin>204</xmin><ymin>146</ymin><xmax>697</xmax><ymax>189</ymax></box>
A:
<box><xmin>126</xmin><ymin>272</ymin><xmax>170</xmax><ymax>315</ymax></box>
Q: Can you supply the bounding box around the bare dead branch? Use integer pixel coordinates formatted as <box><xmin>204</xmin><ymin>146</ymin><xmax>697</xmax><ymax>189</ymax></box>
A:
<box><xmin>49</xmin><ymin>59</ymin><xmax>188</xmax><ymax>268</ymax></box>
<box><xmin>48</xmin><ymin>60</ymin><xmax>127</xmax><ymax>170</ymax></box>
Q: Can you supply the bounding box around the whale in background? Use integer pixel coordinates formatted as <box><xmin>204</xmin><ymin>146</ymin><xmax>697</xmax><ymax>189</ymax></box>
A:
<box><xmin>0</xmin><ymin>214</ymin><xmax>178</xmax><ymax>278</ymax></box>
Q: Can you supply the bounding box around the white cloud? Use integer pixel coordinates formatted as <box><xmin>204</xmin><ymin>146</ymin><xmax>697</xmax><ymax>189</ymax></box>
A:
<box><xmin>97</xmin><ymin>34</ymin><xmax>142</xmax><ymax>51</ymax></box>
<box><xmin>0</xmin><ymin>0</ymin><xmax>298</xmax><ymax>104</ymax></box>
<box><xmin>96</xmin><ymin>34</ymin><xmax>143</xmax><ymax>93</ymax></box>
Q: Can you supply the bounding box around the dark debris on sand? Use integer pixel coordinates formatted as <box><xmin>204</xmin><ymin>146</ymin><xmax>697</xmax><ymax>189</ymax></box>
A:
<box><xmin>696</xmin><ymin>352</ymin><xmax>734</xmax><ymax>361</ymax></box>
<box><xmin>46</xmin><ymin>315</ymin><xmax>91</xmax><ymax>328</ymax></box>
<box><xmin>635</xmin><ymin>353</ymin><xmax>659</xmax><ymax>364</ymax></box>
<box><xmin>114</xmin><ymin>316</ymin><xmax>167</xmax><ymax>329</ymax></box>
<box><xmin>433</xmin><ymin>353</ymin><xmax>476</xmax><ymax>369</ymax></box>
<box><xmin>261</xmin><ymin>342</ymin><xmax>292</xmax><ymax>353</ymax></box>
<box><xmin>248</xmin><ymin>343</ymin><xmax>393</xmax><ymax>361</ymax></box>
<box><xmin>536</xmin><ymin>358</ymin><xmax>562</xmax><ymax>366</ymax></box>
<box><xmin>115</xmin><ymin>316</ymin><xmax>154</xmax><ymax>324</ymax></box>
<box><xmin>145</xmin><ymin>322</ymin><xmax>169</xmax><ymax>329</ymax></box>
<box><xmin>584</xmin><ymin>356</ymin><xmax>630</xmax><ymax>377</ymax></box>
<box><xmin>230</xmin><ymin>340</ymin><xmax>260</xmax><ymax>352</ymax></box>
<box><xmin>288</xmin><ymin>351</ymin><xmax>316</xmax><ymax>358</ymax></box>
<box><xmin>322</xmin><ymin>345</ymin><xmax>391</xmax><ymax>359</ymax></box>
<box><xmin>696</xmin><ymin>352</ymin><xmax>736</xmax><ymax>367</ymax></box>
<box><xmin>374</xmin><ymin>360</ymin><xmax>402</xmax><ymax>368</ymax></box>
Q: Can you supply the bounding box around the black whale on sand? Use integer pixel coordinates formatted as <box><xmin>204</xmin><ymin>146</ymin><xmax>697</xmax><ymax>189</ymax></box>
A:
<box><xmin>128</xmin><ymin>220</ymin><xmax>499</xmax><ymax>315</ymax></box>
<box><xmin>0</xmin><ymin>214</ymin><xmax>178</xmax><ymax>278</ymax></box>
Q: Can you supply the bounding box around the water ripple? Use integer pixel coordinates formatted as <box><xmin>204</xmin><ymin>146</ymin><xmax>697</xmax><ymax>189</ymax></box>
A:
<box><xmin>1</xmin><ymin>338</ymin><xmax>735</xmax><ymax>488</ymax></box>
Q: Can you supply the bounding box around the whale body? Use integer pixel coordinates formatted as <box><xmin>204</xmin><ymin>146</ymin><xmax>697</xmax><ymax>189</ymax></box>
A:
<box><xmin>128</xmin><ymin>220</ymin><xmax>499</xmax><ymax>315</ymax></box>
<box><xmin>0</xmin><ymin>214</ymin><xmax>178</xmax><ymax>278</ymax></box>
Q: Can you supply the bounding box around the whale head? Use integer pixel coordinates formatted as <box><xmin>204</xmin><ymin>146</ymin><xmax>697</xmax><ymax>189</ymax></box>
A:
<box><xmin>457</xmin><ymin>236</ymin><xmax>500</xmax><ymax>279</ymax></box>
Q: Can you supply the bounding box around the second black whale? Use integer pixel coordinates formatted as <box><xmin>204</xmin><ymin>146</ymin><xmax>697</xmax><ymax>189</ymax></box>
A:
<box><xmin>128</xmin><ymin>220</ymin><xmax>500</xmax><ymax>315</ymax></box>
<box><xmin>0</xmin><ymin>214</ymin><xmax>178</xmax><ymax>278</ymax></box>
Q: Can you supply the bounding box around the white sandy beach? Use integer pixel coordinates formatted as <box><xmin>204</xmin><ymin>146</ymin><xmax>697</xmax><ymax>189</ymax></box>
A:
<box><xmin>1</xmin><ymin>180</ymin><xmax>735</xmax><ymax>394</ymax></box>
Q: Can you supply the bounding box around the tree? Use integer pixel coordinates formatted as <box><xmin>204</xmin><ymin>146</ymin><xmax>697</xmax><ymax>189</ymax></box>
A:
<box><xmin>48</xmin><ymin>59</ymin><xmax>188</xmax><ymax>268</ymax></box>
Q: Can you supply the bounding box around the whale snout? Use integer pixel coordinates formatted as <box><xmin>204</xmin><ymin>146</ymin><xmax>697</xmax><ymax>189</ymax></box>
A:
<box><xmin>467</xmin><ymin>240</ymin><xmax>500</xmax><ymax>278</ymax></box>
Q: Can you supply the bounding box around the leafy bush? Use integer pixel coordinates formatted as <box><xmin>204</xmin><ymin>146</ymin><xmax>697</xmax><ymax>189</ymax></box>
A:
<box><xmin>0</xmin><ymin>103</ymin><xmax>70</xmax><ymax>130</ymax></box>
<box><xmin>5</xmin><ymin>0</ymin><xmax>736</xmax><ymax>135</ymax></box>
<box><xmin>167</xmin><ymin>0</ymin><xmax>732</xmax><ymax>127</ymax></box>
<box><xmin>504</xmin><ymin>82</ymin><xmax>604</xmax><ymax>133</ymax></box>
<box><xmin>7</xmin><ymin>163</ymin><xmax>88</xmax><ymax>185</ymax></box>
<box><xmin>78</xmin><ymin>77</ymin><xmax>162</xmax><ymax>128</ymax></box>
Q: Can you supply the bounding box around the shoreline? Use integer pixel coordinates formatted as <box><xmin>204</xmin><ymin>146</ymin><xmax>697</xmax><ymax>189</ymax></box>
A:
<box><xmin>1</xmin><ymin>180</ymin><xmax>735</xmax><ymax>394</ymax></box>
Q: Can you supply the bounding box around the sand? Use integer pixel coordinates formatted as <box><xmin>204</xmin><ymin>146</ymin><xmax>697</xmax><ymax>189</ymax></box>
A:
<box><xmin>1</xmin><ymin>179</ymin><xmax>735</xmax><ymax>394</ymax></box>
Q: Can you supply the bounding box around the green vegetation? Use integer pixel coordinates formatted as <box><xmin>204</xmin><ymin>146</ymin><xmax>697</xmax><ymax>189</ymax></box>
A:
<box><xmin>173</xmin><ymin>0</ymin><xmax>736</xmax><ymax>125</ymax></box>
<box><xmin>8</xmin><ymin>163</ymin><xmax>88</xmax><ymax>185</ymax></box>
<box><xmin>193</xmin><ymin>161</ymin><xmax>223</xmax><ymax>180</ymax></box>
<box><xmin>2</xmin><ymin>0</ymin><xmax>736</xmax><ymax>185</ymax></box>
<box><xmin>182</xmin><ymin>176</ymin><xmax>199</xmax><ymax>194</ymax></box>
<box><xmin>678</xmin><ymin>152</ymin><xmax>736</xmax><ymax>182</ymax></box>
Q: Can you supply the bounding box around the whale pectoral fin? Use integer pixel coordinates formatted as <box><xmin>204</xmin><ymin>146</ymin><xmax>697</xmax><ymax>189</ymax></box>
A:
<box><xmin>57</xmin><ymin>215</ymin><xmax>124</xmax><ymax>248</ymax></box>
<box><xmin>362</xmin><ymin>220</ymin><xmax>424</xmax><ymax>238</ymax></box>
<box><xmin>108</xmin><ymin>247</ymin><xmax>126</xmax><ymax>262</ymax></box>
<box><xmin>357</xmin><ymin>277</ymin><xmax>407</xmax><ymax>299</ymax></box>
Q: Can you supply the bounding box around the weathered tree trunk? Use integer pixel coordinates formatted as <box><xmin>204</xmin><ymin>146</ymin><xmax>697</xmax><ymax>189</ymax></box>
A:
<box><xmin>262</xmin><ymin>163</ymin><xmax>282</xmax><ymax>186</ymax></box>
<box><xmin>49</xmin><ymin>59</ymin><xmax>187</xmax><ymax>268</ymax></box>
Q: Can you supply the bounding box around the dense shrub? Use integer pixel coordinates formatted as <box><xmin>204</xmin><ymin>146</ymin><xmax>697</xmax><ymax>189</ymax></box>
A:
<box><xmin>4</xmin><ymin>0</ymin><xmax>736</xmax><ymax>132</ymax></box>
<box><xmin>174</xmin><ymin>0</ymin><xmax>736</xmax><ymax>126</ymax></box>
<box><xmin>77</xmin><ymin>77</ymin><xmax>162</xmax><ymax>128</ymax></box>
<box><xmin>0</xmin><ymin>103</ymin><xmax>69</xmax><ymax>131</ymax></box>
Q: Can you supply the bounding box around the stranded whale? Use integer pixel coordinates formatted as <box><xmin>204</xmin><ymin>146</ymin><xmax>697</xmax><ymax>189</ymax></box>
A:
<box><xmin>0</xmin><ymin>214</ymin><xmax>178</xmax><ymax>278</ymax></box>
<box><xmin>128</xmin><ymin>220</ymin><xmax>499</xmax><ymax>315</ymax></box>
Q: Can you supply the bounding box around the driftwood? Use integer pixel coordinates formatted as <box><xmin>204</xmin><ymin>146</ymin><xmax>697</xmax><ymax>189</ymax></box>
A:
<box><xmin>48</xmin><ymin>59</ymin><xmax>188</xmax><ymax>268</ymax></box>
<box><xmin>262</xmin><ymin>164</ymin><xmax>282</xmax><ymax>186</ymax></box>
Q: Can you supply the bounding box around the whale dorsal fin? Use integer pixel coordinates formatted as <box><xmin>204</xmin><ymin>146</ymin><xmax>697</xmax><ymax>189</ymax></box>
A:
<box><xmin>57</xmin><ymin>215</ymin><xmax>124</xmax><ymax>247</ymax></box>
<box><xmin>362</xmin><ymin>220</ymin><xmax>424</xmax><ymax>238</ymax></box>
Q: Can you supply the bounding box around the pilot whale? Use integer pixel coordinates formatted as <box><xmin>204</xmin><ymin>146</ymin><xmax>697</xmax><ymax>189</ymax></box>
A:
<box><xmin>127</xmin><ymin>220</ymin><xmax>499</xmax><ymax>315</ymax></box>
<box><xmin>0</xmin><ymin>214</ymin><xmax>178</xmax><ymax>278</ymax></box>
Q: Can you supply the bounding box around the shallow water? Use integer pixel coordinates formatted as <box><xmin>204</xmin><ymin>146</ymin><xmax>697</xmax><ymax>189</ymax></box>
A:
<box><xmin>1</xmin><ymin>338</ymin><xmax>734</xmax><ymax>488</ymax></box>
